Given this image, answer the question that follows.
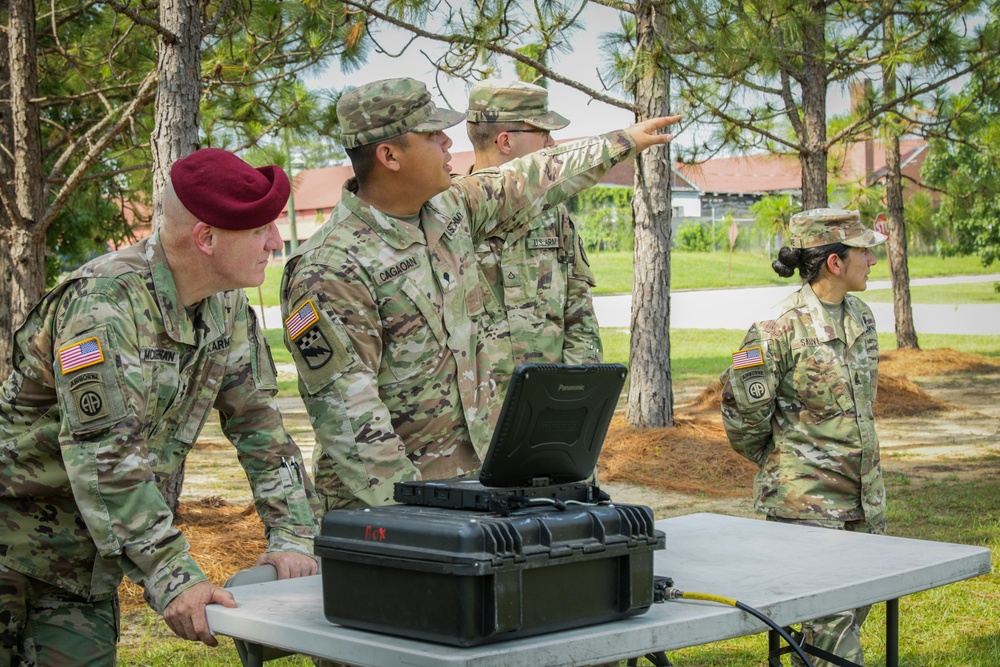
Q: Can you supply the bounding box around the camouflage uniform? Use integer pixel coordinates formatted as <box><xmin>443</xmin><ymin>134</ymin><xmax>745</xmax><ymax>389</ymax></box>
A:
<box><xmin>465</xmin><ymin>79</ymin><xmax>602</xmax><ymax>394</ymax></box>
<box><xmin>281</xmin><ymin>78</ymin><xmax>636</xmax><ymax>511</ymax></box>
<box><xmin>720</xmin><ymin>282</ymin><xmax>885</xmax><ymax>525</ymax></box>
<box><xmin>720</xmin><ymin>208</ymin><xmax>887</xmax><ymax>667</ymax></box>
<box><xmin>0</xmin><ymin>234</ymin><xmax>316</xmax><ymax>664</ymax></box>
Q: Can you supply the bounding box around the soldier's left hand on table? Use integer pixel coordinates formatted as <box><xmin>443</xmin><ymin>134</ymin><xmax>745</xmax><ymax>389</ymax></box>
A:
<box><xmin>163</xmin><ymin>580</ymin><xmax>237</xmax><ymax>646</ymax></box>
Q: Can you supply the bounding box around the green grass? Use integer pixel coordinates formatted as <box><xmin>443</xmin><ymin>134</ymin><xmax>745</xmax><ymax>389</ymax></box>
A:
<box><xmin>599</xmin><ymin>249</ymin><xmax>999</xmax><ymax>295</ymax></box>
<box><xmin>252</xmin><ymin>251</ymin><xmax>998</xmax><ymax>305</ymax></box>
<box><xmin>864</xmin><ymin>281</ymin><xmax>1000</xmax><ymax>304</ymax></box>
<box><xmin>868</xmin><ymin>252</ymin><xmax>999</xmax><ymax>281</ymax></box>
<box><xmin>888</xmin><ymin>333</ymin><xmax>1000</xmax><ymax>359</ymax></box>
<box><xmin>269</xmin><ymin>329</ymin><xmax>1000</xmax><ymax>401</ymax></box>
<box><xmin>598</xmin><ymin>329</ymin><xmax>1000</xmax><ymax>386</ymax></box>
<box><xmin>264</xmin><ymin>329</ymin><xmax>292</xmax><ymax>365</ymax></box>
<box><xmin>601</xmin><ymin>328</ymin><xmax>747</xmax><ymax>384</ymax></box>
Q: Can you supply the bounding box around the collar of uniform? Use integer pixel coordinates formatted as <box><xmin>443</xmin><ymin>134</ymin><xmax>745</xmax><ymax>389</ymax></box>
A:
<box><xmin>340</xmin><ymin>183</ymin><xmax>428</xmax><ymax>250</ymax></box>
<box><xmin>796</xmin><ymin>282</ymin><xmax>848</xmax><ymax>344</ymax></box>
<box><xmin>146</xmin><ymin>232</ymin><xmax>226</xmax><ymax>347</ymax></box>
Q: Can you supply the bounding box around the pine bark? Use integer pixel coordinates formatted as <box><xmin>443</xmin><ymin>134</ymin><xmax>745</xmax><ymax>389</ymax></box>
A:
<box><xmin>155</xmin><ymin>0</ymin><xmax>203</xmax><ymax>513</ymax></box>
<box><xmin>627</xmin><ymin>1</ymin><xmax>674</xmax><ymax>428</ymax></box>
<box><xmin>882</xmin><ymin>13</ymin><xmax>918</xmax><ymax>349</ymax></box>
<box><xmin>884</xmin><ymin>134</ymin><xmax>918</xmax><ymax>348</ymax></box>
<box><xmin>151</xmin><ymin>0</ymin><xmax>202</xmax><ymax>232</ymax></box>
<box><xmin>1</xmin><ymin>0</ymin><xmax>46</xmax><ymax>379</ymax></box>
<box><xmin>797</xmin><ymin>3</ymin><xmax>829</xmax><ymax>210</ymax></box>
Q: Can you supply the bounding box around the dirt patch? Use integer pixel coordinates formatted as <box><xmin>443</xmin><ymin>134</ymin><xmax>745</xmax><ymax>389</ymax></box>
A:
<box><xmin>117</xmin><ymin>347</ymin><xmax>999</xmax><ymax>613</ymax></box>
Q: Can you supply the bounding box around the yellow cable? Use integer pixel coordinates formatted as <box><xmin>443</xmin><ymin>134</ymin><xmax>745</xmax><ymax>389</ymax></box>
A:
<box><xmin>680</xmin><ymin>591</ymin><xmax>738</xmax><ymax>606</ymax></box>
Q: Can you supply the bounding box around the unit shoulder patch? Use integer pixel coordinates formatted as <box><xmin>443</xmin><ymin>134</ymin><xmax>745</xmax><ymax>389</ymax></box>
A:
<box><xmin>71</xmin><ymin>377</ymin><xmax>111</xmax><ymax>423</ymax></box>
<box><xmin>742</xmin><ymin>376</ymin><xmax>771</xmax><ymax>404</ymax></box>
<box><xmin>55</xmin><ymin>327</ymin><xmax>130</xmax><ymax>434</ymax></box>
<box><xmin>284</xmin><ymin>296</ymin><xmax>357</xmax><ymax>395</ymax></box>
<box><xmin>294</xmin><ymin>327</ymin><xmax>334</xmax><ymax>370</ymax></box>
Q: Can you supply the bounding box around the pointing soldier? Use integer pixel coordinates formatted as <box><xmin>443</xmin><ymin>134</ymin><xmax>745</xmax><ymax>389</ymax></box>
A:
<box><xmin>464</xmin><ymin>79</ymin><xmax>603</xmax><ymax>394</ymax></box>
<box><xmin>280</xmin><ymin>77</ymin><xmax>679</xmax><ymax>512</ymax></box>
<box><xmin>0</xmin><ymin>149</ymin><xmax>318</xmax><ymax>665</ymax></box>
<box><xmin>720</xmin><ymin>208</ymin><xmax>888</xmax><ymax>667</ymax></box>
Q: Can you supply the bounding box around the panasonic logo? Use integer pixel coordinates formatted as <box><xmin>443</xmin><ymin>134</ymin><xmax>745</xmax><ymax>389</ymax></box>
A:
<box><xmin>558</xmin><ymin>384</ymin><xmax>585</xmax><ymax>391</ymax></box>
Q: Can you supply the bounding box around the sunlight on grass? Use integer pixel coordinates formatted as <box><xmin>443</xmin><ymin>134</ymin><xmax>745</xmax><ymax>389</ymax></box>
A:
<box><xmin>864</xmin><ymin>282</ymin><xmax>1000</xmax><ymax>304</ymax></box>
<box><xmin>252</xmin><ymin>251</ymin><xmax>996</xmax><ymax>305</ymax></box>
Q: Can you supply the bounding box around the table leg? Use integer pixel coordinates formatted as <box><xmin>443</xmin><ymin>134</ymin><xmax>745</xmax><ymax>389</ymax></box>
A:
<box><xmin>886</xmin><ymin>598</ymin><xmax>899</xmax><ymax>667</ymax></box>
<box><xmin>768</xmin><ymin>630</ymin><xmax>783</xmax><ymax>666</ymax></box>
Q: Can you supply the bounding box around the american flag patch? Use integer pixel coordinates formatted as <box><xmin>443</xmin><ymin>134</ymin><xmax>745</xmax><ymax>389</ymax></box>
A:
<box><xmin>732</xmin><ymin>346</ymin><xmax>763</xmax><ymax>369</ymax></box>
<box><xmin>58</xmin><ymin>337</ymin><xmax>105</xmax><ymax>374</ymax></box>
<box><xmin>285</xmin><ymin>300</ymin><xmax>319</xmax><ymax>340</ymax></box>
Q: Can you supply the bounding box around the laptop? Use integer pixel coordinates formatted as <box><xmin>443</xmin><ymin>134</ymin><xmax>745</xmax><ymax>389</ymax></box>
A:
<box><xmin>394</xmin><ymin>363</ymin><xmax>627</xmax><ymax>513</ymax></box>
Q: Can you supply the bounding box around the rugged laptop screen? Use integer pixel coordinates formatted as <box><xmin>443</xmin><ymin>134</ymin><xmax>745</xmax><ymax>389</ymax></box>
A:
<box><xmin>477</xmin><ymin>363</ymin><xmax>627</xmax><ymax>487</ymax></box>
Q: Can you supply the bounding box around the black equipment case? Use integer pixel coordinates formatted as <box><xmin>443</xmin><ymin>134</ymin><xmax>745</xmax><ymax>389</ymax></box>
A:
<box><xmin>315</xmin><ymin>502</ymin><xmax>665</xmax><ymax>646</ymax></box>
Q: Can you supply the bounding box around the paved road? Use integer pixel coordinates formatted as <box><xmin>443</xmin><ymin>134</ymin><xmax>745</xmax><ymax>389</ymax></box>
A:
<box><xmin>594</xmin><ymin>274</ymin><xmax>1000</xmax><ymax>335</ymax></box>
<box><xmin>254</xmin><ymin>274</ymin><xmax>1000</xmax><ymax>336</ymax></box>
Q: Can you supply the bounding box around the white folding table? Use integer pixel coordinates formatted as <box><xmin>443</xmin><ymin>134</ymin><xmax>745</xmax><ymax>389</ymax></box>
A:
<box><xmin>207</xmin><ymin>512</ymin><xmax>991</xmax><ymax>667</ymax></box>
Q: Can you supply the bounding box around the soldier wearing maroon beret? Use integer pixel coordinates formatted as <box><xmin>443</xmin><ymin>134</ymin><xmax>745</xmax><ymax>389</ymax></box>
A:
<box><xmin>0</xmin><ymin>148</ymin><xmax>319</xmax><ymax>665</ymax></box>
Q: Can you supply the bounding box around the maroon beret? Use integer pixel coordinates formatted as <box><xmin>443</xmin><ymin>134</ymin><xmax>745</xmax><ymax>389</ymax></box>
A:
<box><xmin>170</xmin><ymin>148</ymin><xmax>290</xmax><ymax>230</ymax></box>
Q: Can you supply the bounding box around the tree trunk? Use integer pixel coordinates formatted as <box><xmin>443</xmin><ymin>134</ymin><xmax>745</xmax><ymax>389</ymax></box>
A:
<box><xmin>884</xmin><ymin>133</ymin><xmax>917</xmax><ymax>349</ymax></box>
<box><xmin>151</xmin><ymin>0</ymin><xmax>202</xmax><ymax>233</ymax></box>
<box><xmin>627</xmin><ymin>1</ymin><xmax>674</xmax><ymax>428</ymax></box>
<box><xmin>797</xmin><ymin>2</ymin><xmax>829</xmax><ymax>210</ymax></box>
<box><xmin>1</xmin><ymin>0</ymin><xmax>46</xmax><ymax>379</ymax></box>
<box><xmin>882</xmin><ymin>13</ymin><xmax>918</xmax><ymax>349</ymax></box>
<box><xmin>155</xmin><ymin>0</ymin><xmax>203</xmax><ymax>514</ymax></box>
<box><xmin>1</xmin><ymin>10</ymin><xmax>12</xmax><ymax>378</ymax></box>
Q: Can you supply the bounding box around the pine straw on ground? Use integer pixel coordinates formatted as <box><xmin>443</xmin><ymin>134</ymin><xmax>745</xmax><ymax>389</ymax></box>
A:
<box><xmin>118</xmin><ymin>348</ymin><xmax>996</xmax><ymax>613</ymax></box>
<box><xmin>118</xmin><ymin>497</ymin><xmax>267</xmax><ymax>611</ymax></box>
<box><xmin>879</xmin><ymin>346</ymin><xmax>1000</xmax><ymax>377</ymax></box>
<box><xmin>597</xmin><ymin>348</ymin><xmax>985</xmax><ymax>497</ymax></box>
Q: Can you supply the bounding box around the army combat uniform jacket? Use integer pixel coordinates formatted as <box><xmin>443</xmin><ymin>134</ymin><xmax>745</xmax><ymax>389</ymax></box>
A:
<box><xmin>0</xmin><ymin>235</ymin><xmax>316</xmax><ymax>613</ymax></box>
<box><xmin>471</xmin><ymin>195</ymin><xmax>602</xmax><ymax>393</ymax></box>
<box><xmin>720</xmin><ymin>283</ymin><xmax>886</xmax><ymax>525</ymax></box>
<box><xmin>281</xmin><ymin>131</ymin><xmax>636</xmax><ymax>508</ymax></box>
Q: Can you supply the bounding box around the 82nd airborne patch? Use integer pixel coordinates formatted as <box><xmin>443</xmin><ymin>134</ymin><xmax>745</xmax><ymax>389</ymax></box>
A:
<box><xmin>69</xmin><ymin>373</ymin><xmax>110</xmax><ymax>423</ymax></box>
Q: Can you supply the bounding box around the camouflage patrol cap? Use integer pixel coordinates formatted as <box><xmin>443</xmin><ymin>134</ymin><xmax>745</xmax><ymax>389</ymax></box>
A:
<box><xmin>789</xmin><ymin>208</ymin><xmax>888</xmax><ymax>249</ymax></box>
<box><xmin>466</xmin><ymin>79</ymin><xmax>570</xmax><ymax>130</ymax></box>
<box><xmin>337</xmin><ymin>78</ymin><xmax>466</xmax><ymax>149</ymax></box>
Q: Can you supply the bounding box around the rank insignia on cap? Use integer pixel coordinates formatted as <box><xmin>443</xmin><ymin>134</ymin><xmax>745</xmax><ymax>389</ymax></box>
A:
<box><xmin>732</xmin><ymin>346</ymin><xmax>763</xmax><ymax>370</ymax></box>
<box><xmin>58</xmin><ymin>337</ymin><xmax>105</xmax><ymax>374</ymax></box>
<box><xmin>285</xmin><ymin>300</ymin><xmax>320</xmax><ymax>340</ymax></box>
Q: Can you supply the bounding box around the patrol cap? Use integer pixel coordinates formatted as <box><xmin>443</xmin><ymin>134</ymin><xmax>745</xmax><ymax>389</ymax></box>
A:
<box><xmin>466</xmin><ymin>79</ymin><xmax>570</xmax><ymax>130</ymax></box>
<box><xmin>337</xmin><ymin>78</ymin><xmax>466</xmax><ymax>149</ymax></box>
<box><xmin>789</xmin><ymin>208</ymin><xmax>888</xmax><ymax>249</ymax></box>
<box><xmin>170</xmin><ymin>148</ymin><xmax>290</xmax><ymax>230</ymax></box>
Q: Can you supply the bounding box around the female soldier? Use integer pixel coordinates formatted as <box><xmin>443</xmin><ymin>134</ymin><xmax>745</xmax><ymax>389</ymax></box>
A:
<box><xmin>720</xmin><ymin>208</ymin><xmax>888</xmax><ymax>667</ymax></box>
